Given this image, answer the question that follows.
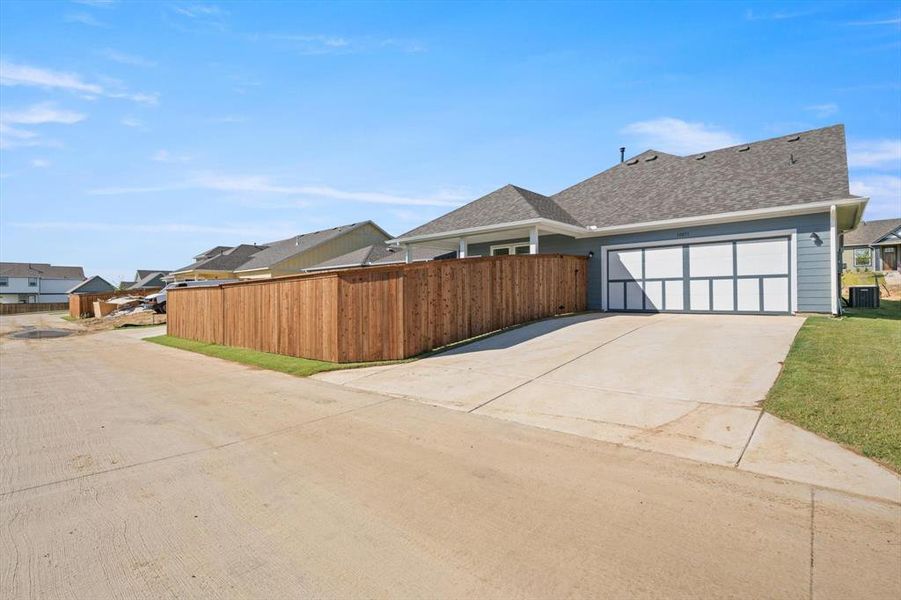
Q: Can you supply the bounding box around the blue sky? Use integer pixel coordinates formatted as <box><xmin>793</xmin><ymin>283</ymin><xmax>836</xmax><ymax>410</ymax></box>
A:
<box><xmin>1</xmin><ymin>1</ymin><xmax>899</xmax><ymax>284</ymax></box>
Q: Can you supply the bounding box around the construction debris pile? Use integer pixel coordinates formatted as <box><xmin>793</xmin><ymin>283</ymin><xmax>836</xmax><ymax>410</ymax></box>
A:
<box><xmin>82</xmin><ymin>296</ymin><xmax>166</xmax><ymax>330</ymax></box>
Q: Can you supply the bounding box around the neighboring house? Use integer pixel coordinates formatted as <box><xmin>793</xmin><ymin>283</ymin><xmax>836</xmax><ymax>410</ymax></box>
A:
<box><xmin>168</xmin><ymin>221</ymin><xmax>392</xmax><ymax>281</ymax></box>
<box><xmin>0</xmin><ymin>262</ymin><xmax>86</xmax><ymax>304</ymax></box>
<box><xmin>67</xmin><ymin>275</ymin><xmax>115</xmax><ymax>295</ymax></box>
<box><xmin>841</xmin><ymin>218</ymin><xmax>901</xmax><ymax>272</ymax></box>
<box><xmin>127</xmin><ymin>270</ymin><xmax>171</xmax><ymax>291</ymax></box>
<box><xmin>391</xmin><ymin>125</ymin><xmax>867</xmax><ymax>316</ymax></box>
<box><xmin>304</xmin><ymin>244</ymin><xmax>455</xmax><ymax>272</ymax></box>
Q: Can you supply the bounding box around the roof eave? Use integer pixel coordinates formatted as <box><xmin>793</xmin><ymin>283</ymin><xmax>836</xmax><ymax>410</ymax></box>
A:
<box><xmin>390</xmin><ymin>218</ymin><xmax>588</xmax><ymax>245</ymax></box>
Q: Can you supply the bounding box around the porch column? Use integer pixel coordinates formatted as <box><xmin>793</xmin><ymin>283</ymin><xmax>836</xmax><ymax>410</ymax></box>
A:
<box><xmin>404</xmin><ymin>245</ymin><xmax>412</xmax><ymax>264</ymax></box>
<box><xmin>529</xmin><ymin>226</ymin><xmax>539</xmax><ymax>255</ymax></box>
<box><xmin>458</xmin><ymin>238</ymin><xmax>468</xmax><ymax>259</ymax></box>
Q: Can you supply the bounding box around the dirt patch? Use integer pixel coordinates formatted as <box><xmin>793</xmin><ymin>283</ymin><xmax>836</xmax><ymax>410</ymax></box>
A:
<box><xmin>8</xmin><ymin>329</ymin><xmax>75</xmax><ymax>340</ymax></box>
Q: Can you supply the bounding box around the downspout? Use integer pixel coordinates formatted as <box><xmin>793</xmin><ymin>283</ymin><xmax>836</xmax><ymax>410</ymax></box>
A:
<box><xmin>829</xmin><ymin>205</ymin><xmax>839</xmax><ymax>315</ymax></box>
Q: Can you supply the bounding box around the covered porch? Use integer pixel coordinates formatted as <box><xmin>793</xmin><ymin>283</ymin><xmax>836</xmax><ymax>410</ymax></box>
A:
<box><xmin>390</xmin><ymin>219</ymin><xmax>587</xmax><ymax>263</ymax></box>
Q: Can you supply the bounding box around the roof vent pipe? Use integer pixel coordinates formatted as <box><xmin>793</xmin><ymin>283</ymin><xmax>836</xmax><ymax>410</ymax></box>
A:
<box><xmin>619</xmin><ymin>147</ymin><xmax>626</xmax><ymax>163</ymax></box>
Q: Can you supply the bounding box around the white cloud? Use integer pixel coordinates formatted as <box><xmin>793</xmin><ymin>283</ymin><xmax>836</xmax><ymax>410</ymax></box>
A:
<box><xmin>804</xmin><ymin>103</ymin><xmax>839</xmax><ymax>118</ymax></box>
<box><xmin>847</xmin><ymin>139</ymin><xmax>901</xmax><ymax>168</ymax></box>
<box><xmin>620</xmin><ymin>118</ymin><xmax>741</xmax><ymax>155</ymax></box>
<box><xmin>11</xmin><ymin>221</ymin><xmax>297</xmax><ymax>239</ymax></box>
<box><xmin>65</xmin><ymin>12</ymin><xmax>107</xmax><ymax>27</ymax></box>
<box><xmin>151</xmin><ymin>149</ymin><xmax>192</xmax><ymax>163</ymax></box>
<box><xmin>744</xmin><ymin>8</ymin><xmax>817</xmax><ymax>21</ymax></box>
<box><xmin>120</xmin><ymin>116</ymin><xmax>144</xmax><ymax>128</ymax></box>
<box><xmin>0</xmin><ymin>103</ymin><xmax>84</xmax><ymax>149</ymax></box>
<box><xmin>851</xmin><ymin>175</ymin><xmax>901</xmax><ymax>220</ymax></box>
<box><xmin>0</xmin><ymin>60</ymin><xmax>157</xmax><ymax>105</ymax></box>
<box><xmin>87</xmin><ymin>173</ymin><xmax>468</xmax><ymax>207</ymax></box>
<box><xmin>0</xmin><ymin>102</ymin><xmax>86</xmax><ymax>125</ymax></box>
<box><xmin>0</xmin><ymin>60</ymin><xmax>102</xmax><ymax>94</ymax></box>
<box><xmin>847</xmin><ymin>17</ymin><xmax>901</xmax><ymax>26</ymax></box>
<box><xmin>72</xmin><ymin>0</ymin><xmax>118</xmax><ymax>6</ymax></box>
<box><xmin>172</xmin><ymin>4</ymin><xmax>225</xmax><ymax>18</ymax></box>
<box><xmin>99</xmin><ymin>49</ymin><xmax>157</xmax><ymax>68</ymax></box>
<box><xmin>30</xmin><ymin>159</ymin><xmax>51</xmax><ymax>168</ymax></box>
<box><xmin>255</xmin><ymin>32</ymin><xmax>425</xmax><ymax>55</ymax></box>
<box><xmin>207</xmin><ymin>115</ymin><xmax>246</xmax><ymax>123</ymax></box>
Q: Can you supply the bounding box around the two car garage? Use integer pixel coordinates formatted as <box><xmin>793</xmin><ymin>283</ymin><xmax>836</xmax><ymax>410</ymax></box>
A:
<box><xmin>603</xmin><ymin>233</ymin><xmax>794</xmax><ymax>315</ymax></box>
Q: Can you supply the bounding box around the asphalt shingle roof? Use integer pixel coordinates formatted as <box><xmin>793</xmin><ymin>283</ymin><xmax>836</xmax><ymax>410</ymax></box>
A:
<box><xmin>843</xmin><ymin>218</ymin><xmax>901</xmax><ymax>246</ymax></box>
<box><xmin>129</xmin><ymin>271</ymin><xmax>170</xmax><ymax>290</ymax></box>
<box><xmin>402</xmin><ymin>185</ymin><xmax>580</xmax><ymax>238</ymax></box>
<box><xmin>0</xmin><ymin>262</ymin><xmax>85</xmax><ymax>280</ymax></box>
<box><xmin>173</xmin><ymin>244</ymin><xmax>268</xmax><ymax>273</ymax></box>
<box><xmin>306</xmin><ymin>244</ymin><xmax>454</xmax><ymax>270</ymax></box>
<box><xmin>235</xmin><ymin>222</ymin><xmax>375</xmax><ymax>272</ymax></box>
<box><xmin>399</xmin><ymin>125</ymin><xmax>854</xmax><ymax>238</ymax></box>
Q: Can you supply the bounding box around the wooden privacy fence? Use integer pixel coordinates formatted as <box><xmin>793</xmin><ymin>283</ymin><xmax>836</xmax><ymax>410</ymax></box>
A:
<box><xmin>69</xmin><ymin>289</ymin><xmax>160</xmax><ymax>318</ymax></box>
<box><xmin>168</xmin><ymin>254</ymin><xmax>588</xmax><ymax>363</ymax></box>
<box><xmin>0</xmin><ymin>302</ymin><xmax>69</xmax><ymax>315</ymax></box>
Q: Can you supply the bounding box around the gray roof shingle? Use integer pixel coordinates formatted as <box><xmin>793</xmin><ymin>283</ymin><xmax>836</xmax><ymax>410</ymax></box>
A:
<box><xmin>399</xmin><ymin>125</ymin><xmax>855</xmax><ymax>238</ymax></box>
<box><xmin>402</xmin><ymin>184</ymin><xmax>580</xmax><ymax>238</ymax></box>
<box><xmin>173</xmin><ymin>244</ymin><xmax>268</xmax><ymax>273</ymax></box>
<box><xmin>843</xmin><ymin>218</ymin><xmax>901</xmax><ymax>246</ymax></box>
<box><xmin>234</xmin><ymin>222</ymin><xmax>380</xmax><ymax>272</ymax></box>
<box><xmin>0</xmin><ymin>262</ymin><xmax>85</xmax><ymax>279</ymax></box>
<box><xmin>306</xmin><ymin>244</ymin><xmax>454</xmax><ymax>270</ymax></box>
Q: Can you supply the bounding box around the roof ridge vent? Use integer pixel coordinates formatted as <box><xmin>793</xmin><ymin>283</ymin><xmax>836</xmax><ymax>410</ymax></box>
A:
<box><xmin>625</xmin><ymin>158</ymin><xmax>639</xmax><ymax>166</ymax></box>
<box><xmin>644</xmin><ymin>154</ymin><xmax>658</xmax><ymax>162</ymax></box>
<box><xmin>786</xmin><ymin>135</ymin><xmax>801</xmax><ymax>142</ymax></box>
<box><xmin>738</xmin><ymin>145</ymin><xmax>750</xmax><ymax>152</ymax></box>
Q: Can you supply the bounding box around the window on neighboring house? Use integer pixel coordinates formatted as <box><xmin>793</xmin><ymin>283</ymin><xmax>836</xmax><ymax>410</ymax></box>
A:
<box><xmin>491</xmin><ymin>243</ymin><xmax>531</xmax><ymax>256</ymax></box>
<box><xmin>853</xmin><ymin>248</ymin><xmax>872</xmax><ymax>268</ymax></box>
<box><xmin>0</xmin><ymin>277</ymin><xmax>7</xmax><ymax>287</ymax></box>
<box><xmin>28</xmin><ymin>277</ymin><xmax>38</xmax><ymax>287</ymax></box>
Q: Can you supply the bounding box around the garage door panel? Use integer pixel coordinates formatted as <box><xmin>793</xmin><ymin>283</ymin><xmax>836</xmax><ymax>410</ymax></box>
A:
<box><xmin>736</xmin><ymin>239</ymin><xmax>788</xmax><ymax>276</ymax></box>
<box><xmin>763</xmin><ymin>277</ymin><xmax>789</xmax><ymax>312</ymax></box>
<box><xmin>609</xmin><ymin>250</ymin><xmax>642</xmax><ymax>280</ymax></box>
<box><xmin>644</xmin><ymin>246</ymin><xmax>683</xmax><ymax>279</ymax></box>
<box><xmin>664</xmin><ymin>280</ymin><xmax>684</xmax><ymax>310</ymax></box>
<box><xmin>644</xmin><ymin>280</ymin><xmax>663</xmax><ymax>310</ymax></box>
<box><xmin>690</xmin><ymin>280</ymin><xmax>710</xmax><ymax>311</ymax></box>
<box><xmin>689</xmin><ymin>243</ymin><xmax>733</xmax><ymax>277</ymax></box>
<box><xmin>608</xmin><ymin>282</ymin><xmax>625</xmax><ymax>310</ymax></box>
<box><xmin>625</xmin><ymin>281</ymin><xmax>644</xmax><ymax>310</ymax></box>
<box><xmin>712</xmin><ymin>279</ymin><xmax>734</xmax><ymax>311</ymax></box>
<box><xmin>737</xmin><ymin>279</ymin><xmax>760</xmax><ymax>311</ymax></box>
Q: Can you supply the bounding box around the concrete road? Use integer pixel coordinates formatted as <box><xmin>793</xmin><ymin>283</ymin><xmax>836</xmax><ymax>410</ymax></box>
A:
<box><xmin>1</xmin><ymin>314</ymin><xmax>899</xmax><ymax>599</ymax></box>
<box><xmin>316</xmin><ymin>313</ymin><xmax>900</xmax><ymax>502</ymax></box>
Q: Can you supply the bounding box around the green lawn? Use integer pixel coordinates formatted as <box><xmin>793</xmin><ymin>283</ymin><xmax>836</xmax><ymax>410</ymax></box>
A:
<box><xmin>145</xmin><ymin>335</ymin><xmax>408</xmax><ymax>377</ymax></box>
<box><xmin>764</xmin><ymin>299</ymin><xmax>901</xmax><ymax>471</ymax></box>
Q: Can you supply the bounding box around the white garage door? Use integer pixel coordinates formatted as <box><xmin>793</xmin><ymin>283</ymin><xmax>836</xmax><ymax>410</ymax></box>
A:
<box><xmin>606</xmin><ymin>237</ymin><xmax>791</xmax><ymax>314</ymax></box>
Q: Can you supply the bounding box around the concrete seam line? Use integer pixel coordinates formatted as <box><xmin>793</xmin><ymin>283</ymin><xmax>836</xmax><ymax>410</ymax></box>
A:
<box><xmin>0</xmin><ymin>397</ymin><xmax>394</xmax><ymax>498</ymax></box>
<box><xmin>809</xmin><ymin>488</ymin><xmax>815</xmax><ymax>600</ymax></box>
<box><xmin>734</xmin><ymin>408</ymin><xmax>765</xmax><ymax>468</ymax></box>
<box><xmin>466</xmin><ymin>317</ymin><xmax>667</xmax><ymax>414</ymax></box>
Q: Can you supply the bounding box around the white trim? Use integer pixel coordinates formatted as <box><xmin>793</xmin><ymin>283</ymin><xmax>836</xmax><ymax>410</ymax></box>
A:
<box><xmin>389</xmin><ymin>197</ymin><xmax>868</xmax><ymax>245</ymax></box>
<box><xmin>830</xmin><ymin>205</ymin><xmax>839</xmax><ymax>315</ymax></box>
<box><xmin>529</xmin><ymin>226</ymin><xmax>539</xmax><ymax>254</ymax></box>
<box><xmin>458</xmin><ymin>238</ymin><xmax>468</xmax><ymax>259</ymax></box>
<box><xmin>601</xmin><ymin>228</ymin><xmax>798</xmax><ymax>313</ymax></box>
<box><xmin>490</xmin><ymin>242</ymin><xmax>531</xmax><ymax>256</ymax></box>
<box><xmin>582</xmin><ymin>197</ymin><xmax>864</xmax><ymax>238</ymax></box>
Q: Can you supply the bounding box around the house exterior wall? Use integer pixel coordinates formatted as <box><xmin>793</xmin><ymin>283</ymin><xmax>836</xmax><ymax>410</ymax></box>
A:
<box><xmin>0</xmin><ymin>276</ymin><xmax>85</xmax><ymax>303</ymax></box>
<box><xmin>172</xmin><ymin>270</ymin><xmax>236</xmax><ymax>282</ymax></box>
<box><xmin>265</xmin><ymin>223</ymin><xmax>391</xmax><ymax>278</ymax></box>
<box><xmin>468</xmin><ymin>212</ymin><xmax>834</xmax><ymax>313</ymax></box>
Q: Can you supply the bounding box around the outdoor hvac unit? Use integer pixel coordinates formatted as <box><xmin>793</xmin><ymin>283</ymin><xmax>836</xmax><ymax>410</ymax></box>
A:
<box><xmin>848</xmin><ymin>285</ymin><xmax>880</xmax><ymax>309</ymax></box>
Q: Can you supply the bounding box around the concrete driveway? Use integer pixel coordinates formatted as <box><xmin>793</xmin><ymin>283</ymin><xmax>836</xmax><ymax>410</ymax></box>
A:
<box><xmin>316</xmin><ymin>313</ymin><xmax>900</xmax><ymax>501</ymax></box>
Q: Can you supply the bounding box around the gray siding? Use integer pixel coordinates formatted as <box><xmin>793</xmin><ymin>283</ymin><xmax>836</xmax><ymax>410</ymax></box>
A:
<box><xmin>468</xmin><ymin>212</ymin><xmax>833</xmax><ymax>313</ymax></box>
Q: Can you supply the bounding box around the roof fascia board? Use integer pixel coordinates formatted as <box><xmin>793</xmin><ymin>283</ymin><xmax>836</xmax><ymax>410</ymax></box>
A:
<box><xmin>390</xmin><ymin>218</ymin><xmax>586</xmax><ymax>244</ymax></box>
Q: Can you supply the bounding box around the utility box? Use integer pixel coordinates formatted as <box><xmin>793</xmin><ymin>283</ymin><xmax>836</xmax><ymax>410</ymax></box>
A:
<box><xmin>848</xmin><ymin>285</ymin><xmax>880</xmax><ymax>308</ymax></box>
